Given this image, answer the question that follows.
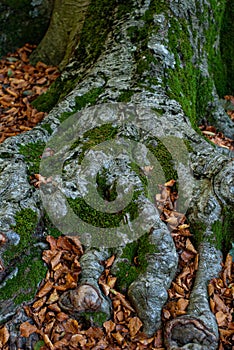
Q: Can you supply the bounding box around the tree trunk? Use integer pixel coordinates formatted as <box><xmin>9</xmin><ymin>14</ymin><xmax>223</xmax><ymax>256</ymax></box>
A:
<box><xmin>0</xmin><ymin>0</ymin><xmax>233</xmax><ymax>349</ymax></box>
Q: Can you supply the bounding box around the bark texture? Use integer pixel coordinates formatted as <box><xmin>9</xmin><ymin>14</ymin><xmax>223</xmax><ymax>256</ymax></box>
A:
<box><xmin>0</xmin><ymin>0</ymin><xmax>233</xmax><ymax>348</ymax></box>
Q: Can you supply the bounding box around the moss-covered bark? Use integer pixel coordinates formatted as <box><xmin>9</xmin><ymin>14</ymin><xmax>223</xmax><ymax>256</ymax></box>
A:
<box><xmin>1</xmin><ymin>0</ymin><xmax>234</xmax><ymax>347</ymax></box>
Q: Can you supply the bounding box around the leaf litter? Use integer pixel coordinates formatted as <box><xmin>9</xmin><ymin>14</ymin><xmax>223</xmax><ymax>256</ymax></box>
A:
<box><xmin>0</xmin><ymin>44</ymin><xmax>59</xmax><ymax>143</ymax></box>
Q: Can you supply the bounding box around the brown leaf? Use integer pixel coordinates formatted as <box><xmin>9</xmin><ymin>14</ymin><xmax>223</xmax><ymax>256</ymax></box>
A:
<box><xmin>112</xmin><ymin>332</ymin><xmax>124</xmax><ymax>345</ymax></box>
<box><xmin>50</xmin><ymin>251</ymin><xmax>63</xmax><ymax>270</ymax></box>
<box><xmin>70</xmin><ymin>334</ymin><xmax>87</xmax><ymax>347</ymax></box>
<box><xmin>216</xmin><ymin>310</ymin><xmax>227</xmax><ymax>326</ymax></box>
<box><xmin>185</xmin><ymin>238</ymin><xmax>197</xmax><ymax>254</ymax></box>
<box><xmin>171</xmin><ymin>282</ymin><xmax>185</xmax><ymax>296</ymax></box>
<box><xmin>20</xmin><ymin>321</ymin><xmax>38</xmax><ymax>337</ymax></box>
<box><xmin>105</xmin><ymin>255</ymin><xmax>116</xmax><ymax>268</ymax></box>
<box><xmin>213</xmin><ymin>293</ymin><xmax>228</xmax><ymax>312</ymax></box>
<box><xmin>63</xmin><ymin>319</ymin><xmax>79</xmax><ymax>334</ymax></box>
<box><xmin>162</xmin><ymin>309</ymin><xmax>171</xmax><ymax>319</ymax></box>
<box><xmin>56</xmin><ymin>312</ymin><xmax>69</xmax><ymax>322</ymax></box>
<box><xmin>128</xmin><ymin>316</ymin><xmax>143</xmax><ymax>338</ymax></box>
<box><xmin>42</xmin><ymin>334</ymin><xmax>54</xmax><ymax>350</ymax></box>
<box><xmin>164</xmin><ymin>179</ymin><xmax>176</xmax><ymax>187</ymax></box>
<box><xmin>0</xmin><ymin>326</ymin><xmax>9</xmax><ymax>347</ymax></box>
<box><xmin>47</xmin><ymin>289</ymin><xmax>59</xmax><ymax>304</ymax></box>
<box><xmin>32</xmin><ymin>296</ymin><xmax>47</xmax><ymax>310</ymax></box>
<box><xmin>37</xmin><ymin>280</ymin><xmax>54</xmax><ymax>297</ymax></box>
<box><xmin>103</xmin><ymin>320</ymin><xmax>116</xmax><ymax>334</ymax></box>
<box><xmin>110</xmin><ymin>289</ymin><xmax>135</xmax><ymax>312</ymax></box>
<box><xmin>181</xmin><ymin>250</ymin><xmax>195</xmax><ymax>262</ymax></box>
<box><xmin>177</xmin><ymin>298</ymin><xmax>189</xmax><ymax>311</ymax></box>
<box><xmin>208</xmin><ymin>283</ymin><xmax>215</xmax><ymax>297</ymax></box>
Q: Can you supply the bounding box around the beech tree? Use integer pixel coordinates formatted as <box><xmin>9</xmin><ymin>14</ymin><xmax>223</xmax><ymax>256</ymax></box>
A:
<box><xmin>0</xmin><ymin>1</ymin><xmax>233</xmax><ymax>349</ymax></box>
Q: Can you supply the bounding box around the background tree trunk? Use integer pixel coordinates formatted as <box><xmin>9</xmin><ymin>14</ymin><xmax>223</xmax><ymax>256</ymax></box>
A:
<box><xmin>0</xmin><ymin>0</ymin><xmax>53</xmax><ymax>58</ymax></box>
<box><xmin>30</xmin><ymin>0</ymin><xmax>91</xmax><ymax>69</ymax></box>
<box><xmin>0</xmin><ymin>0</ymin><xmax>233</xmax><ymax>348</ymax></box>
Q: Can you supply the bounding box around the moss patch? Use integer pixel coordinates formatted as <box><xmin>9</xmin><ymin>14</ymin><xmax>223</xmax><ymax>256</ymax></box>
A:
<box><xmin>42</xmin><ymin>212</ymin><xmax>63</xmax><ymax>239</ymax></box>
<box><xmin>3</xmin><ymin>209</ymin><xmax>38</xmax><ymax>263</ymax></box>
<box><xmin>190</xmin><ymin>220</ymin><xmax>207</xmax><ymax>249</ymax></box>
<box><xmin>0</xmin><ymin>249</ymin><xmax>47</xmax><ymax>304</ymax></box>
<box><xmin>0</xmin><ymin>209</ymin><xmax>47</xmax><ymax>305</ymax></box>
<box><xmin>69</xmin><ymin>123</ymin><xmax>118</xmax><ymax>162</ymax></box>
<box><xmin>117</xmin><ymin>90</ymin><xmax>135</xmax><ymax>103</ymax></box>
<box><xmin>212</xmin><ymin>207</ymin><xmax>234</xmax><ymax>254</ymax></box>
<box><xmin>115</xmin><ymin>233</ymin><xmax>157</xmax><ymax>292</ymax></box>
<box><xmin>78</xmin><ymin>311</ymin><xmax>109</xmax><ymax>328</ymax></box>
<box><xmin>19</xmin><ymin>141</ymin><xmax>46</xmax><ymax>175</ymax></box>
<box><xmin>41</xmin><ymin>123</ymin><xmax>53</xmax><ymax>135</ymax></box>
<box><xmin>58</xmin><ymin>87</ymin><xmax>105</xmax><ymax>123</ymax></box>
<box><xmin>146</xmin><ymin>137</ymin><xmax>178</xmax><ymax>182</ymax></box>
<box><xmin>206</xmin><ymin>0</ymin><xmax>227</xmax><ymax>97</ymax></box>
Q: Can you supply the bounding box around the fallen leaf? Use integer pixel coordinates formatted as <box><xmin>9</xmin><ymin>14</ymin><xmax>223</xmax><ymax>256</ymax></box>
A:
<box><xmin>129</xmin><ymin>317</ymin><xmax>143</xmax><ymax>338</ymax></box>
<box><xmin>20</xmin><ymin>321</ymin><xmax>38</xmax><ymax>337</ymax></box>
<box><xmin>0</xmin><ymin>326</ymin><xmax>9</xmax><ymax>347</ymax></box>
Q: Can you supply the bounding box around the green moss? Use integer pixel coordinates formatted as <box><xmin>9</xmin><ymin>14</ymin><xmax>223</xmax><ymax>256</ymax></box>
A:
<box><xmin>31</xmin><ymin>77</ymin><xmax>63</xmax><ymax>113</ymax></box>
<box><xmin>3</xmin><ymin>209</ymin><xmax>38</xmax><ymax>264</ymax></box>
<box><xmin>67</xmin><ymin>191</ymin><xmax>140</xmax><ymax>229</ymax></box>
<box><xmin>183</xmin><ymin>139</ymin><xmax>194</xmax><ymax>153</ymax></box>
<box><xmin>211</xmin><ymin>220</ymin><xmax>223</xmax><ymax>250</ymax></box>
<box><xmin>190</xmin><ymin>206</ymin><xmax>233</xmax><ymax>253</ymax></box>
<box><xmin>117</xmin><ymin>90</ymin><xmax>135</xmax><ymax>102</ymax></box>
<box><xmin>41</xmin><ymin>123</ymin><xmax>53</xmax><ymax>135</ymax></box>
<box><xmin>147</xmin><ymin>138</ymin><xmax>178</xmax><ymax>182</ymax></box>
<box><xmin>167</xmin><ymin>18</ymin><xmax>198</xmax><ymax>128</ymax></box>
<box><xmin>0</xmin><ymin>249</ymin><xmax>47</xmax><ymax>304</ymax></box>
<box><xmin>220</xmin><ymin>0</ymin><xmax>234</xmax><ymax>95</ymax></box>
<box><xmin>43</xmin><ymin>212</ymin><xmax>63</xmax><ymax>238</ymax></box>
<box><xmin>59</xmin><ymin>87</ymin><xmax>105</xmax><ymax>123</ymax></box>
<box><xmin>1</xmin><ymin>209</ymin><xmax>47</xmax><ymax>305</ymax></box>
<box><xmin>74</xmin><ymin>87</ymin><xmax>104</xmax><ymax>114</ymax></box>
<box><xmin>205</xmin><ymin>0</ymin><xmax>228</xmax><ymax>97</ymax></box>
<box><xmin>222</xmin><ymin>208</ymin><xmax>234</xmax><ymax>253</ymax></box>
<box><xmin>190</xmin><ymin>220</ymin><xmax>207</xmax><ymax>249</ymax></box>
<box><xmin>79</xmin><ymin>311</ymin><xmax>108</xmax><ymax>327</ymax></box>
<box><xmin>75</xmin><ymin>0</ymin><xmax>116</xmax><ymax>65</ymax></box>
<box><xmin>19</xmin><ymin>141</ymin><xmax>46</xmax><ymax>175</ymax></box>
<box><xmin>117</xmin><ymin>0</ymin><xmax>134</xmax><ymax>19</ymax></box>
<box><xmin>115</xmin><ymin>233</ymin><xmax>157</xmax><ymax>292</ymax></box>
<box><xmin>34</xmin><ymin>341</ymin><xmax>45</xmax><ymax>350</ymax></box>
<box><xmin>70</xmin><ymin>123</ymin><xmax>118</xmax><ymax>162</ymax></box>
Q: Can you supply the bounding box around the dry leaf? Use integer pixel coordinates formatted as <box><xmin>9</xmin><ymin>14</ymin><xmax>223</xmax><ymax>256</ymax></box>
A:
<box><xmin>37</xmin><ymin>280</ymin><xmax>54</xmax><ymax>297</ymax></box>
<box><xmin>103</xmin><ymin>320</ymin><xmax>116</xmax><ymax>334</ymax></box>
<box><xmin>0</xmin><ymin>326</ymin><xmax>9</xmax><ymax>347</ymax></box>
<box><xmin>129</xmin><ymin>317</ymin><xmax>143</xmax><ymax>338</ymax></box>
<box><xmin>20</xmin><ymin>321</ymin><xmax>38</xmax><ymax>337</ymax></box>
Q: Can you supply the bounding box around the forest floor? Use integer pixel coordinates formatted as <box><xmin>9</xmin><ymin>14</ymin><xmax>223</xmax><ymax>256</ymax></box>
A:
<box><xmin>0</xmin><ymin>45</ymin><xmax>233</xmax><ymax>350</ymax></box>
